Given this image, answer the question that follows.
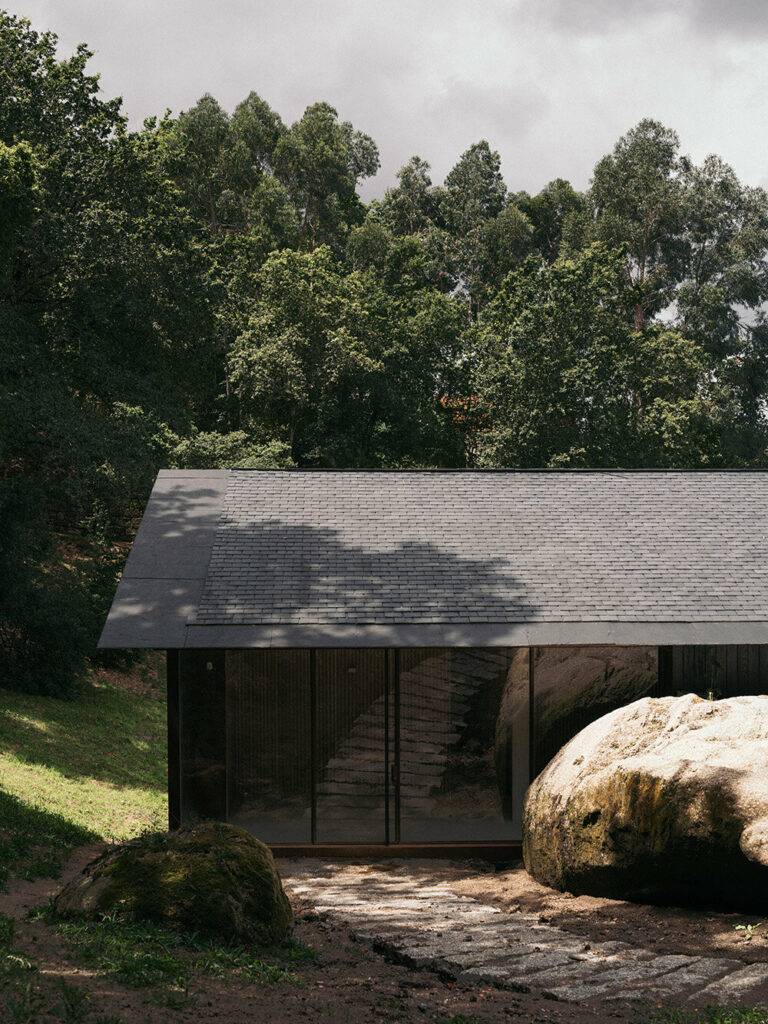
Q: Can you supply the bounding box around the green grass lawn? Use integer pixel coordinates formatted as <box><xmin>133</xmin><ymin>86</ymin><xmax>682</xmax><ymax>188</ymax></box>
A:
<box><xmin>0</xmin><ymin>670</ymin><xmax>766</xmax><ymax>1024</ymax></box>
<box><xmin>0</xmin><ymin>670</ymin><xmax>167</xmax><ymax>886</ymax></box>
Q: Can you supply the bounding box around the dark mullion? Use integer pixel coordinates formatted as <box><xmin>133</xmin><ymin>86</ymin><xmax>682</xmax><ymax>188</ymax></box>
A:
<box><xmin>310</xmin><ymin>649</ymin><xmax>317</xmax><ymax>844</ymax></box>
<box><xmin>384</xmin><ymin>648</ymin><xmax>391</xmax><ymax>845</ymax></box>
<box><xmin>394</xmin><ymin>648</ymin><xmax>401</xmax><ymax>844</ymax></box>
<box><xmin>528</xmin><ymin>646</ymin><xmax>536</xmax><ymax>783</ymax></box>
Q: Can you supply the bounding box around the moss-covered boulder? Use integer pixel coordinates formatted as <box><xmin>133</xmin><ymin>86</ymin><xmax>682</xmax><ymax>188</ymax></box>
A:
<box><xmin>53</xmin><ymin>822</ymin><xmax>293</xmax><ymax>944</ymax></box>
<box><xmin>523</xmin><ymin>694</ymin><xmax>768</xmax><ymax>909</ymax></box>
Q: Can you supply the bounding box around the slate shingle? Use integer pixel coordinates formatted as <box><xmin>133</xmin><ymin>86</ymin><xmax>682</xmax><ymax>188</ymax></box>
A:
<box><xmin>193</xmin><ymin>470</ymin><xmax>768</xmax><ymax>626</ymax></box>
<box><xmin>100</xmin><ymin>469</ymin><xmax>768</xmax><ymax>648</ymax></box>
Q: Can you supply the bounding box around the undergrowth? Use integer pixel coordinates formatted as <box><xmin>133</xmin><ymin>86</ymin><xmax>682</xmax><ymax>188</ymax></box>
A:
<box><xmin>0</xmin><ymin>908</ymin><xmax>121</xmax><ymax>1023</ymax></box>
<box><xmin>644</xmin><ymin>1007</ymin><xmax>768</xmax><ymax>1023</ymax></box>
<box><xmin>35</xmin><ymin>906</ymin><xmax>315</xmax><ymax>1004</ymax></box>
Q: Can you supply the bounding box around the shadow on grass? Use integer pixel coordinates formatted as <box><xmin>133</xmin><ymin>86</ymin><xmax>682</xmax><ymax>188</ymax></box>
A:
<box><xmin>0</xmin><ymin>682</ymin><xmax>167</xmax><ymax>792</ymax></box>
<box><xmin>0</xmin><ymin>787</ymin><xmax>98</xmax><ymax>889</ymax></box>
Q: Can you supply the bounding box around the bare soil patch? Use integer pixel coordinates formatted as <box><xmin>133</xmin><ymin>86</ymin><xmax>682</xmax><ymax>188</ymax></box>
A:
<box><xmin>2</xmin><ymin>846</ymin><xmax>765</xmax><ymax>1023</ymax></box>
<box><xmin>447</xmin><ymin>859</ymin><xmax>768</xmax><ymax>965</ymax></box>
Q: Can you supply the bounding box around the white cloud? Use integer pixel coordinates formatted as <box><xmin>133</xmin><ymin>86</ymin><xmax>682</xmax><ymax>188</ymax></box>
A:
<box><xmin>9</xmin><ymin>0</ymin><xmax>768</xmax><ymax>200</ymax></box>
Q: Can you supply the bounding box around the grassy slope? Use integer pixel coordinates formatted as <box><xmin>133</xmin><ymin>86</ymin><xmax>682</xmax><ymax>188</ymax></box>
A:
<box><xmin>0</xmin><ymin>669</ymin><xmax>167</xmax><ymax>885</ymax></box>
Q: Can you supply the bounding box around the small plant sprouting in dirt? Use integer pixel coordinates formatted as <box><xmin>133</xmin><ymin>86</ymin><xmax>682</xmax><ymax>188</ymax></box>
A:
<box><xmin>54</xmin><ymin>979</ymin><xmax>90</xmax><ymax>1024</ymax></box>
<box><xmin>734</xmin><ymin>922</ymin><xmax>763</xmax><ymax>942</ymax></box>
<box><xmin>2</xmin><ymin>978</ymin><xmax>42</xmax><ymax>1024</ymax></box>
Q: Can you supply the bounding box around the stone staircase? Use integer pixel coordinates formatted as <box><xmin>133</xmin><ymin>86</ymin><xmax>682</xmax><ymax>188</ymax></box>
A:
<box><xmin>315</xmin><ymin>649</ymin><xmax>508</xmax><ymax>835</ymax></box>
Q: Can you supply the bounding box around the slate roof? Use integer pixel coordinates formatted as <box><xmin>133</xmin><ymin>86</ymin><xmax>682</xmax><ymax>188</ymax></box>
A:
<box><xmin>99</xmin><ymin>469</ymin><xmax>768</xmax><ymax>649</ymax></box>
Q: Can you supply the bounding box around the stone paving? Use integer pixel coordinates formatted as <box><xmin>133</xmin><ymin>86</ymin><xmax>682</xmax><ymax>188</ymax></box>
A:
<box><xmin>280</xmin><ymin>860</ymin><xmax>768</xmax><ymax>1008</ymax></box>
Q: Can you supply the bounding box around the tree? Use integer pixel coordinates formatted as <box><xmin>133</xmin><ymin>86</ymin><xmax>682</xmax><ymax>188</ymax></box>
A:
<box><xmin>513</xmin><ymin>178</ymin><xmax>587</xmax><ymax>262</ymax></box>
<box><xmin>473</xmin><ymin>245</ymin><xmax>739</xmax><ymax>468</ymax></box>
<box><xmin>379</xmin><ymin>156</ymin><xmax>435</xmax><ymax>236</ymax></box>
<box><xmin>228</xmin><ymin>247</ymin><xmax>385</xmax><ymax>463</ymax></box>
<box><xmin>162</xmin><ymin>90</ymin><xmax>287</xmax><ymax>236</ymax></box>
<box><xmin>441</xmin><ymin>141</ymin><xmax>507</xmax><ymax>236</ymax></box>
<box><xmin>590</xmin><ymin>119</ymin><xmax>687</xmax><ymax>329</ymax></box>
<box><xmin>273</xmin><ymin>102</ymin><xmax>379</xmax><ymax>251</ymax></box>
<box><xmin>478</xmin><ymin>203</ymin><xmax>534</xmax><ymax>291</ymax></box>
<box><xmin>0</xmin><ymin>13</ymin><xmax>219</xmax><ymax>692</ymax></box>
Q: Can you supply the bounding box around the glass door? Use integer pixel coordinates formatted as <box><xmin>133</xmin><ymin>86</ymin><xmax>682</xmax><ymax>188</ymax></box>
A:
<box><xmin>315</xmin><ymin>649</ymin><xmax>389</xmax><ymax>843</ymax></box>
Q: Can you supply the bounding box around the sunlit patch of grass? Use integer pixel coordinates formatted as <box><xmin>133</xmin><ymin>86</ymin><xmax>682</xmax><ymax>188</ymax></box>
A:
<box><xmin>0</xmin><ymin>671</ymin><xmax>167</xmax><ymax>887</ymax></box>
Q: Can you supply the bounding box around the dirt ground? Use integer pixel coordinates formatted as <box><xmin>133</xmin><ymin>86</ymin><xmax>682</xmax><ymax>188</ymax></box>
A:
<box><xmin>446</xmin><ymin>860</ymin><xmax>768</xmax><ymax>966</ymax></box>
<box><xmin>1</xmin><ymin>847</ymin><xmax>765</xmax><ymax>1024</ymax></box>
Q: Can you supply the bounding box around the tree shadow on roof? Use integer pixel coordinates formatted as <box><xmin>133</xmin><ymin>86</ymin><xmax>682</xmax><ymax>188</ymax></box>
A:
<box><xmin>194</xmin><ymin>517</ymin><xmax>540</xmax><ymax>638</ymax></box>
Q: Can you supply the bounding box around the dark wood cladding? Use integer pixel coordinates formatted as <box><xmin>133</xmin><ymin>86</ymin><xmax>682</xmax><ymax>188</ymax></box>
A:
<box><xmin>661</xmin><ymin>645</ymin><xmax>768</xmax><ymax>697</ymax></box>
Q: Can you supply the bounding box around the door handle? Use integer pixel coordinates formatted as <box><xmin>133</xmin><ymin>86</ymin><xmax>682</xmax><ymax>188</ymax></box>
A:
<box><xmin>390</xmin><ymin>763</ymin><xmax>399</xmax><ymax>785</ymax></box>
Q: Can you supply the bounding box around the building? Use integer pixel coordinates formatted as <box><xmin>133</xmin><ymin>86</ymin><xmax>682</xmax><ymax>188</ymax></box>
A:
<box><xmin>100</xmin><ymin>469</ymin><xmax>768</xmax><ymax>855</ymax></box>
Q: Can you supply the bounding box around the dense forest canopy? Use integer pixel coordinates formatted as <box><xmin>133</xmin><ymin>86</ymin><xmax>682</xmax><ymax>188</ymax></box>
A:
<box><xmin>3</xmin><ymin>10</ymin><xmax>768</xmax><ymax>694</ymax></box>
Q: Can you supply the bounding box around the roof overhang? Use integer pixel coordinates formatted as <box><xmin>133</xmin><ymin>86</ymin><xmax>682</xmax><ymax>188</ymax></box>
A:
<box><xmin>100</xmin><ymin>469</ymin><xmax>768</xmax><ymax>651</ymax></box>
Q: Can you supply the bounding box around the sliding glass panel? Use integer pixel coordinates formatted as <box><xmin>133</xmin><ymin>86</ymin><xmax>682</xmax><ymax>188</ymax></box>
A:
<box><xmin>226</xmin><ymin>650</ymin><xmax>311</xmax><ymax>843</ymax></box>
<box><xmin>398</xmin><ymin>648</ymin><xmax>524</xmax><ymax>842</ymax></box>
<box><xmin>533</xmin><ymin>646</ymin><xmax>658</xmax><ymax>777</ymax></box>
<box><xmin>315</xmin><ymin>649</ymin><xmax>387</xmax><ymax>844</ymax></box>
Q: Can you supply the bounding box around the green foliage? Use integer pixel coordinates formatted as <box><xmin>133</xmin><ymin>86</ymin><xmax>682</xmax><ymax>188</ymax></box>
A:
<box><xmin>229</xmin><ymin>245</ymin><xmax>470</xmax><ymax>466</ymax></box>
<box><xmin>379</xmin><ymin>156</ymin><xmax>435</xmax><ymax>236</ymax></box>
<box><xmin>442</xmin><ymin>140</ymin><xmax>507</xmax><ymax>236</ymax></box>
<box><xmin>52</xmin><ymin>913</ymin><xmax>307</xmax><ymax>992</ymax></box>
<box><xmin>171</xmin><ymin>432</ymin><xmax>295</xmax><ymax>470</ymax></box>
<box><xmin>734</xmin><ymin>921</ymin><xmax>763</xmax><ymax>941</ymax></box>
<box><xmin>3</xmin><ymin>4</ymin><xmax>768</xmax><ymax>698</ymax></box>
<box><xmin>474</xmin><ymin>245</ymin><xmax>739</xmax><ymax>468</ymax></box>
<box><xmin>643</xmin><ymin>1008</ymin><xmax>768</xmax><ymax>1024</ymax></box>
<box><xmin>273</xmin><ymin>100</ymin><xmax>379</xmax><ymax>251</ymax></box>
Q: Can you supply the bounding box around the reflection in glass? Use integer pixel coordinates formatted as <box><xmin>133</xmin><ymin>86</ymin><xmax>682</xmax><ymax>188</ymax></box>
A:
<box><xmin>533</xmin><ymin>646</ymin><xmax>659</xmax><ymax>776</ymax></box>
<box><xmin>315</xmin><ymin>649</ymin><xmax>387</xmax><ymax>844</ymax></box>
<box><xmin>226</xmin><ymin>650</ymin><xmax>311</xmax><ymax>842</ymax></box>
<box><xmin>398</xmin><ymin>648</ymin><xmax>524</xmax><ymax>842</ymax></box>
<box><xmin>179</xmin><ymin>651</ymin><xmax>227</xmax><ymax>823</ymax></box>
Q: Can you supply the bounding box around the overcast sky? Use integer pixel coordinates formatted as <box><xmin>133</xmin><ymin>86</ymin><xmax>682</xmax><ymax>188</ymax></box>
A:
<box><xmin>10</xmin><ymin>0</ymin><xmax>768</xmax><ymax>200</ymax></box>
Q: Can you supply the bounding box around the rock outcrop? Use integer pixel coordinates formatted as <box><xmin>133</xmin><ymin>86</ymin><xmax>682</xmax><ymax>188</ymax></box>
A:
<box><xmin>523</xmin><ymin>694</ymin><xmax>768</xmax><ymax>908</ymax></box>
<box><xmin>53</xmin><ymin>822</ymin><xmax>293</xmax><ymax>944</ymax></box>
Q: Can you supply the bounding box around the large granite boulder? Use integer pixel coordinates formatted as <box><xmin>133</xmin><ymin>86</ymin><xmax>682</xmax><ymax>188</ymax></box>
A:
<box><xmin>53</xmin><ymin>822</ymin><xmax>293</xmax><ymax>944</ymax></box>
<box><xmin>523</xmin><ymin>694</ymin><xmax>768</xmax><ymax>908</ymax></box>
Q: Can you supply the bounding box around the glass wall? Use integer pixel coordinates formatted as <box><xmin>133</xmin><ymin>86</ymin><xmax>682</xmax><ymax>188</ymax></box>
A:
<box><xmin>315</xmin><ymin>649</ymin><xmax>388</xmax><ymax>844</ymax></box>
<box><xmin>226</xmin><ymin>650</ymin><xmax>312</xmax><ymax>842</ymax></box>
<box><xmin>178</xmin><ymin>651</ymin><xmax>227</xmax><ymax>823</ymax></box>
<box><xmin>398</xmin><ymin>648</ymin><xmax>524</xmax><ymax>841</ymax></box>
<box><xmin>177</xmin><ymin>643</ymin><xmax>664</xmax><ymax>844</ymax></box>
<box><xmin>532</xmin><ymin>646</ymin><xmax>659</xmax><ymax>776</ymax></box>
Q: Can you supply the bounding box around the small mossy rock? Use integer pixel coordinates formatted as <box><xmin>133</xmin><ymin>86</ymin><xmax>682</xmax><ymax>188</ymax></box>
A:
<box><xmin>53</xmin><ymin>823</ymin><xmax>292</xmax><ymax>944</ymax></box>
<box><xmin>523</xmin><ymin>694</ymin><xmax>768</xmax><ymax>910</ymax></box>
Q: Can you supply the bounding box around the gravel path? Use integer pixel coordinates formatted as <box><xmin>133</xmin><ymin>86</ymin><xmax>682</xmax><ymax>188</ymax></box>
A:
<box><xmin>280</xmin><ymin>860</ymin><xmax>768</xmax><ymax>1008</ymax></box>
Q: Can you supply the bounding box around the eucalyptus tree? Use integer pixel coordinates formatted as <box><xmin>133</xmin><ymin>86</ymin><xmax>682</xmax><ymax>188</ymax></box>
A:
<box><xmin>473</xmin><ymin>245</ymin><xmax>740</xmax><ymax>469</ymax></box>
<box><xmin>272</xmin><ymin>102</ymin><xmax>379</xmax><ymax>251</ymax></box>
<box><xmin>379</xmin><ymin>156</ymin><xmax>435</xmax><ymax>236</ymax></box>
<box><xmin>513</xmin><ymin>178</ymin><xmax>587</xmax><ymax>262</ymax></box>
<box><xmin>590</xmin><ymin>119</ymin><xmax>687</xmax><ymax>330</ymax></box>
